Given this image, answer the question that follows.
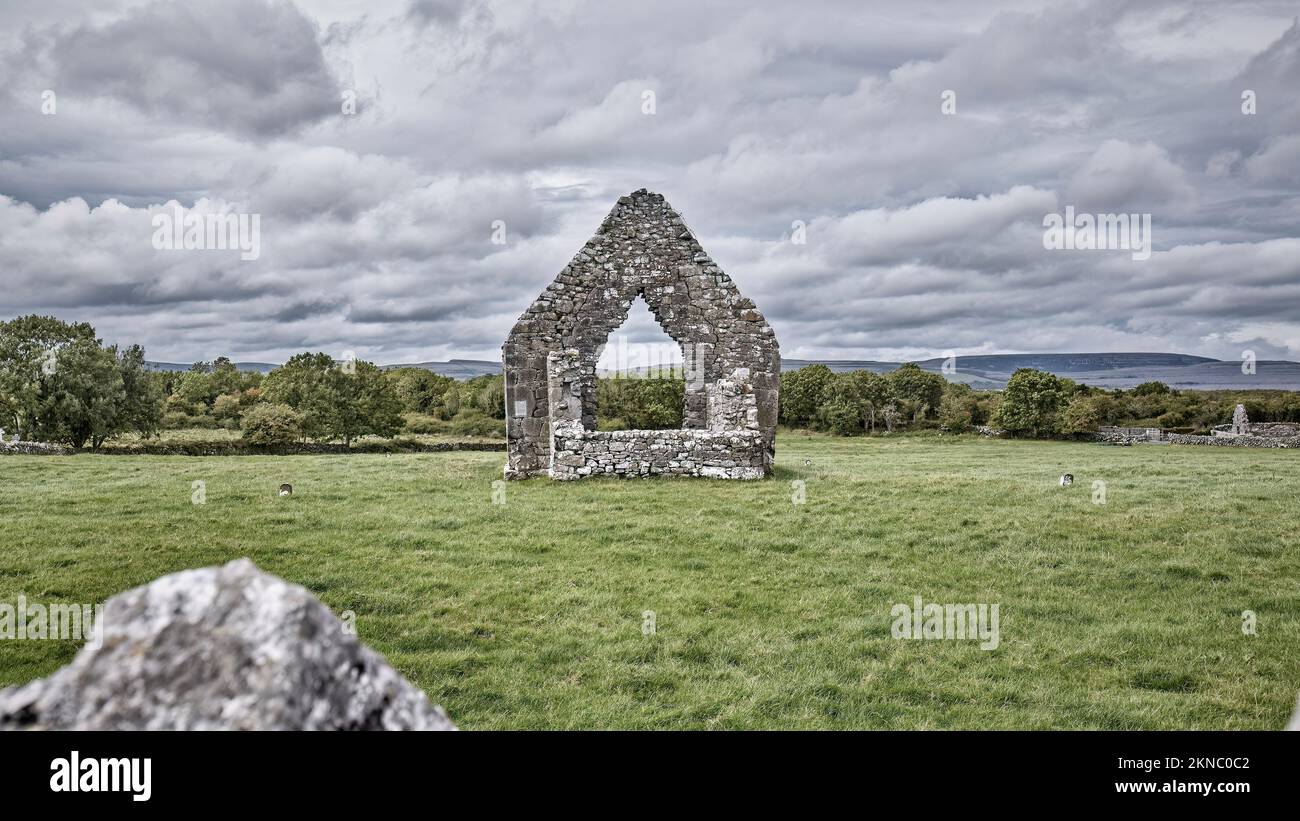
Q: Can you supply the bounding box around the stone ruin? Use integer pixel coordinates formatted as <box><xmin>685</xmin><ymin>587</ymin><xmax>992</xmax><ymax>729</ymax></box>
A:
<box><xmin>1232</xmin><ymin>403</ymin><xmax>1249</xmax><ymax>435</ymax></box>
<box><xmin>0</xmin><ymin>559</ymin><xmax>454</xmax><ymax>730</ymax></box>
<box><xmin>501</xmin><ymin>189</ymin><xmax>780</xmax><ymax>480</ymax></box>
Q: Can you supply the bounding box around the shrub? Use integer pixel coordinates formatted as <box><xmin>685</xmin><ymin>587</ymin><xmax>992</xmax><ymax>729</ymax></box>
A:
<box><xmin>161</xmin><ymin>411</ymin><xmax>191</xmax><ymax>430</ymax></box>
<box><xmin>446</xmin><ymin>409</ymin><xmax>504</xmax><ymax>438</ymax></box>
<box><xmin>240</xmin><ymin>403</ymin><xmax>303</xmax><ymax>446</ymax></box>
<box><xmin>402</xmin><ymin>413</ymin><xmax>446</xmax><ymax>435</ymax></box>
<box><xmin>212</xmin><ymin>393</ymin><xmax>242</xmax><ymax>420</ymax></box>
<box><xmin>816</xmin><ymin>400</ymin><xmax>863</xmax><ymax>435</ymax></box>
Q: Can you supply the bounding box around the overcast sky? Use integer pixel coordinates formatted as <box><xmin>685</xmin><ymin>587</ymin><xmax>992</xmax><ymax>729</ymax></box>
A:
<box><xmin>1</xmin><ymin>0</ymin><xmax>1298</xmax><ymax>365</ymax></box>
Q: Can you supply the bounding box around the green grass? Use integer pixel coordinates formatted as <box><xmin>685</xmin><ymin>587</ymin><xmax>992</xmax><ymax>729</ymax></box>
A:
<box><xmin>1</xmin><ymin>433</ymin><xmax>1297</xmax><ymax>729</ymax></box>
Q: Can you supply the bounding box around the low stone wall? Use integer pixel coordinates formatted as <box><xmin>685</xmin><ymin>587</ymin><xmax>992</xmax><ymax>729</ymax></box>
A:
<box><xmin>1165</xmin><ymin>433</ymin><xmax>1299</xmax><ymax>448</ymax></box>
<box><xmin>0</xmin><ymin>441</ymin><xmax>69</xmax><ymax>455</ymax></box>
<box><xmin>549</xmin><ymin>421</ymin><xmax>767</xmax><ymax>479</ymax></box>
<box><xmin>1095</xmin><ymin>430</ymin><xmax>1149</xmax><ymax>444</ymax></box>
<box><xmin>1095</xmin><ymin>430</ymin><xmax>1298</xmax><ymax>447</ymax></box>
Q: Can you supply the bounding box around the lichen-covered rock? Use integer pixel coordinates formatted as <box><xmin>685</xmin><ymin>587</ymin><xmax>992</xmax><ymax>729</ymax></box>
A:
<box><xmin>0</xmin><ymin>559</ymin><xmax>455</xmax><ymax>731</ymax></box>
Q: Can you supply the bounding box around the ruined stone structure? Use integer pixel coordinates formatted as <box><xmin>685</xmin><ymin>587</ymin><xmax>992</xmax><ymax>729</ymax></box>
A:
<box><xmin>502</xmin><ymin>190</ymin><xmax>780</xmax><ymax>479</ymax></box>
<box><xmin>1232</xmin><ymin>403</ymin><xmax>1249</xmax><ymax>435</ymax></box>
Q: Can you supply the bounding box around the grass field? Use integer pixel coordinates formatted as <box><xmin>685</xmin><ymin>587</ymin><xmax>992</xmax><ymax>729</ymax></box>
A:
<box><xmin>2</xmin><ymin>433</ymin><xmax>1298</xmax><ymax>729</ymax></box>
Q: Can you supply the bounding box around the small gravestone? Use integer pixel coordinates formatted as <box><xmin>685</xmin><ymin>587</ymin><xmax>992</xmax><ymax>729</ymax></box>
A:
<box><xmin>1232</xmin><ymin>404</ymin><xmax>1249</xmax><ymax>435</ymax></box>
<box><xmin>1059</xmin><ymin>474</ymin><xmax>1074</xmax><ymax>487</ymax></box>
<box><xmin>278</xmin><ymin>483</ymin><xmax>293</xmax><ymax>496</ymax></box>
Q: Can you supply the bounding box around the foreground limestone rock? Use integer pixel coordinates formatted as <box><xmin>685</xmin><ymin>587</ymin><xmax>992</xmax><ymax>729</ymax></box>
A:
<box><xmin>0</xmin><ymin>559</ymin><xmax>454</xmax><ymax>730</ymax></box>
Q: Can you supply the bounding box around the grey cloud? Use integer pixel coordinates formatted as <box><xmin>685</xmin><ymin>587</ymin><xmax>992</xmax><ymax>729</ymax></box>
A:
<box><xmin>45</xmin><ymin>0</ymin><xmax>341</xmax><ymax>137</ymax></box>
<box><xmin>1</xmin><ymin>0</ymin><xmax>1299</xmax><ymax>366</ymax></box>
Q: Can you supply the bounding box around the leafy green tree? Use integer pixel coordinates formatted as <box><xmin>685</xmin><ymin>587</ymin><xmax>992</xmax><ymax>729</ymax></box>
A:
<box><xmin>1132</xmin><ymin>381</ymin><xmax>1172</xmax><ymax>396</ymax></box>
<box><xmin>212</xmin><ymin>393</ymin><xmax>242</xmax><ymax>420</ymax></box>
<box><xmin>391</xmin><ymin>367</ymin><xmax>454</xmax><ymax>414</ymax></box>
<box><xmin>939</xmin><ymin>383</ymin><xmax>979</xmax><ymax>432</ymax></box>
<box><xmin>117</xmin><ymin>344</ymin><xmax>164</xmax><ymax>440</ymax></box>
<box><xmin>840</xmin><ymin>370</ymin><xmax>893</xmax><ymax>433</ymax></box>
<box><xmin>240</xmin><ymin>403</ymin><xmax>303</xmax><ymax>446</ymax></box>
<box><xmin>779</xmin><ymin>364</ymin><xmax>834</xmax><ymax>426</ymax></box>
<box><xmin>471</xmin><ymin>374</ymin><xmax>506</xmax><ymax>419</ymax></box>
<box><xmin>50</xmin><ymin>338</ymin><xmax>124</xmax><ymax>449</ymax></box>
<box><xmin>261</xmin><ymin>353</ymin><xmax>336</xmax><ymax>439</ymax></box>
<box><xmin>175</xmin><ymin>369</ymin><xmax>215</xmax><ymax>409</ymax></box>
<box><xmin>1059</xmin><ymin>394</ymin><xmax>1104</xmax><ymax>435</ymax></box>
<box><xmin>0</xmin><ymin>314</ymin><xmax>97</xmax><ymax>436</ymax></box>
<box><xmin>0</xmin><ymin>316</ymin><xmax>160</xmax><ymax>448</ymax></box>
<box><xmin>326</xmin><ymin>361</ymin><xmax>403</xmax><ymax>445</ymax></box>
<box><xmin>888</xmin><ymin>362</ymin><xmax>946</xmax><ymax>422</ymax></box>
<box><xmin>993</xmin><ymin>368</ymin><xmax>1067</xmax><ymax>436</ymax></box>
<box><xmin>262</xmin><ymin>353</ymin><xmax>402</xmax><ymax>444</ymax></box>
<box><xmin>209</xmin><ymin>357</ymin><xmax>242</xmax><ymax>397</ymax></box>
<box><xmin>596</xmin><ymin>374</ymin><xmax>684</xmax><ymax>429</ymax></box>
<box><xmin>441</xmin><ymin>386</ymin><xmax>461</xmax><ymax>420</ymax></box>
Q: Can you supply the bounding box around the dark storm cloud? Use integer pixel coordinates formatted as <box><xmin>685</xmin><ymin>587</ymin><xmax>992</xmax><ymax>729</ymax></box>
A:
<box><xmin>13</xmin><ymin>0</ymin><xmax>341</xmax><ymax>139</ymax></box>
<box><xmin>0</xmin><ymin>0</ymin><xmax>1299</xmax><ymax>365</ymax></box>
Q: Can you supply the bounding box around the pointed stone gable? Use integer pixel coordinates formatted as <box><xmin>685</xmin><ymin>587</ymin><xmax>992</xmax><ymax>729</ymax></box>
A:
<box><xmin>502</xmin><ymin>189</ymin><xmax>780</xmax><ymax>479</ymax></box>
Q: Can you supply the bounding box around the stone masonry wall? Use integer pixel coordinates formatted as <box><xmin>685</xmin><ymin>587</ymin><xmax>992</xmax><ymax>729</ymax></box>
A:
<box><xmin>1095</xmin><ymin>430</ymin><xmax>1299</xmax><ymax>447</ymax></box>
<box><xmin>549</xmin><ymin>424</ymin><xmax>768</xmax><ymax>480</ymax></box>
<box><xmin>547</xmin><ymin>349</ymin><xmax>767</xmax><ymax>479</ymax></box>
<box><xmin>502</xmin><ymin>189</ymin><xmax>780</xmax><ymax>478</ymax></box>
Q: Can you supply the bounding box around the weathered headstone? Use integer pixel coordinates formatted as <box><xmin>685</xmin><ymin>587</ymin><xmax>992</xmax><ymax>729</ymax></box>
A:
<box><xmin>1232</xmin><ymin>403</ymin><xmax>1249</xmax><ymax>435</ymax></box>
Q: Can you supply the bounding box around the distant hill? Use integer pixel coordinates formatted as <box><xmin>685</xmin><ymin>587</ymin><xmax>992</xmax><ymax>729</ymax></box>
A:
<box><xmin>379</xmin><ymin>359</ymin><xmax>500</xmax><ymax>379</ymax></box>
<box><xmin>783</xmin><ymin>352</ymin><xmax>1300</xmax><ymax>390</ymax></box>
<box><xmin>145</xmin><ymin>361</ymin><xmax>278</xmax><ymax>374</ymax></box>
<box><xmin>146</xmin><ymin>352</ymin><xmax>1300</xmax><ymax>390</ymax></box>
<box><xmin>145</xmin><ymin>358</ymin><xmax>500</xmax><ymax>379</ymax></box>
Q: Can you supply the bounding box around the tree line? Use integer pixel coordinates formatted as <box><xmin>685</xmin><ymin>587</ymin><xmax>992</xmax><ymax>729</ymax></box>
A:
<box><xmin>0</xmin><ymin>316</ymin><xmax>505</xmax><ymax>449</ymax></box>
<box><xmin>4</xmin><ymin>314</ymin><xmax>1293</xmax><ymax>448</ymax></box>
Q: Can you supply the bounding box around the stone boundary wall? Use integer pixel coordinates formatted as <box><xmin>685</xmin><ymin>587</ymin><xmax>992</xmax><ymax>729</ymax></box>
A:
<box><xmin>0</xmin><ymin>441</ymin><xmax>70</xmax><ymax>455</ymax></box>
<box><xmin>549</xmin><ymin>422</ymin><xmax>767</xmax><ymax>480</ymax></box>
<box><xmin>1095</xmin><ymin>430</ymin><xmax>1299</xmax><ymax>448</ymax></box>
<box><xmin>1164</xmin><ymin>433</ymin><xmax>1299</xmax><ymax>448</ymax></box>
